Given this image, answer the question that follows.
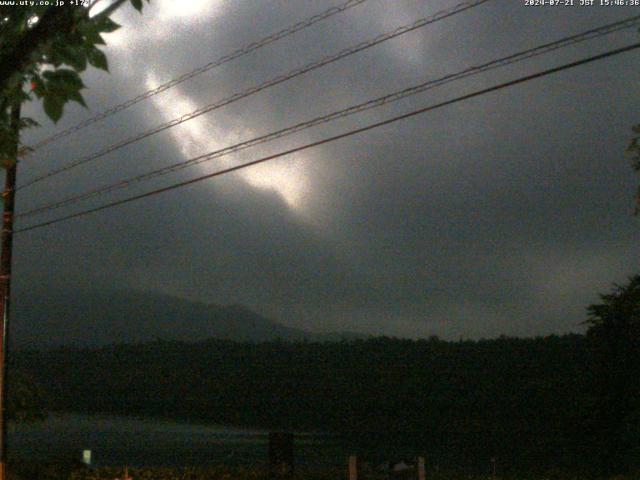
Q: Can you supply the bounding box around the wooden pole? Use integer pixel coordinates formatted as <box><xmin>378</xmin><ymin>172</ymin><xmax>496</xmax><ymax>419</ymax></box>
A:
<box><xmin>417</xmin><ymin>456</ymin><xmax>425</xmax><ymax>480</ymax></box>
<box><xmin>0</xmin><ymin>101</ymin><xmax>21</xmax><ymax>480</ymax></box>
<box><xmin>348</xmin><ymin>455</ymin><xmax>357</xmax><ymax>480</ymax></box>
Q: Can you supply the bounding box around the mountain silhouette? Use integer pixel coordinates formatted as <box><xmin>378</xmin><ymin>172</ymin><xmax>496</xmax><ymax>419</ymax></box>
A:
<box><xmin>10</xmin><ymin>289</ymin><xmax>365</xmax><ymax>348</ymax></box>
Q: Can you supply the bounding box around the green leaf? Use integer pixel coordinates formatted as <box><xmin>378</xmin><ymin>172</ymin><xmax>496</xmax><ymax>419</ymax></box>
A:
<box><xmin>95</xmin><ymin>16</ymin><xmax>120</xmax><ymax>33</ymax></box>
<box><xmin>42</xmin><ymin>69</ymin><xmax>85</xmax><ymax>103</ymax></box>
<box><xmin>47</xmin><ymin>52</ymin><xmax>63</xmax><ymax>68</ymax></box>
<box><xmin>87</xmin><ymin>47</ymin><xmax>108</xmax><ymax>71</ymax></box>
<box><xmin>43</xmin><ymin>94</ymin><xmax>64</xmax><ymax>123</ymax></box>
<box><xmin>68</xmin><ymin>90</ymin><xmax>87</xmax><ymax>108</ymax></box>
<box><xmin>58</xmin><ymin>45</ymin><xmax>87</xmax><ymax>72</ymax></box>
<box><xmin>131</xmin><ymin>0</ymin><xmax>143</xmax><ymax>12</ymax></box>
<box><xmin>78</xmin><ymin>22</ymin><xmax>106</xmax><ymax>45</ymax></box>
<box><xmin>43</xmin><ymin>69</ymin><xmax>84</xmax><ymax>91</ymax></box>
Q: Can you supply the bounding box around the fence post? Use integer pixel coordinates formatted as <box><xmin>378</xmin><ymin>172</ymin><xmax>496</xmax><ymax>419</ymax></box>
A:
<box><xmin>417</xmin><ymin>457</ymin><xmax>425</xmax><ymax>480</ymax></box>
<box><xmin>348</xmin><ymin>455</ymin><xmax>357</xmax><ymax>480</ymax></box>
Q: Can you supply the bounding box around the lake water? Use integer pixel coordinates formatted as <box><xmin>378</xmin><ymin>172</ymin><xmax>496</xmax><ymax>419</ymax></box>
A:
<box><xmin>6</xmin><ymin>413</ymin><xmax>572</xmax><ymax>475</ymax></box>
<box><xmin>8</xmin><ymin>413</ymin><xmax>345</xmax><ymax>468</ymax></box>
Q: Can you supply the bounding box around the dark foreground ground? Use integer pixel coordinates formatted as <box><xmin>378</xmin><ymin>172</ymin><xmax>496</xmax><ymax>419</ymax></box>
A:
<box><xmin>6</xmin><ymin>462</ymin><xmax>640</xmax><ymax>480</ymax></box>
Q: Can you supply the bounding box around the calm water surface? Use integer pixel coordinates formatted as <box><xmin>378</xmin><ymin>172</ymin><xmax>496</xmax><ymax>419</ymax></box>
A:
<box><xmin>8</xmin><ymin>413</ymin><xmax>341</xmax><ymax>467</ymax></box>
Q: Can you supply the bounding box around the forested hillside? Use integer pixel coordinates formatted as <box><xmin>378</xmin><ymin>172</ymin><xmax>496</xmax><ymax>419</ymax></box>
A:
<box><xmin>13</xmin><ymin>335</ymin><xmax>609</xmax><ymax>474</ymax></box>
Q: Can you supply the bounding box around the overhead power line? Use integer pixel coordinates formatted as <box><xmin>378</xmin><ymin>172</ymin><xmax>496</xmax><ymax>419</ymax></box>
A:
<box><xmin>17</xmin><ymin>0</ymin><xmax>491</xmax><ymax>190</ymax></box>
<box><xmin>26</xmin><ymin>0</ymin><xmax>370</xmax><ymax>152</ymax></box>
<box><xmin>16</xmin><ymin>14</ymin><xmax>640</xmax><ymax>220</ymax></box>
<box><xmin>15</xmin><ymin>42</ymin><xmax>640</xmax><ymax>235</ymax></box>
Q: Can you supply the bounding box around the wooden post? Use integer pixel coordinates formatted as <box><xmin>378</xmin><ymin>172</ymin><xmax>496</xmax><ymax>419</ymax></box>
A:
<box><xmin>417</xmin><ymin>457</ymin><xmax>425</xmax><ymax>480</ymax></box>
<box><xmin>348</xmin><ymin>455</ymin><xmax>357</xmax><ymax>480</ymax></box>
<box><xmin>0</xmin><ymin>101</ymin><xmax>20</xmax><ymax>480</ymax></box>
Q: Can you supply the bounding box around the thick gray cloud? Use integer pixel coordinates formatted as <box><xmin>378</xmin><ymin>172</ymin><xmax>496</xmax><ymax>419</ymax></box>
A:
<box><xmin>10</xmin><ymin>0</ymin><xmax>640</xmax><ymax>339</ymax></box>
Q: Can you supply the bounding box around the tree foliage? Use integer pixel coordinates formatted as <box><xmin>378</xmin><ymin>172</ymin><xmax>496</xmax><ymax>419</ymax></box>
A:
<box><xmin>0</xmin><ymin>0</ymin><xmax>150</xmax><ymax>422</ymax></box>
<box><xmin>584</xmin><ymin>275</ymin><xmax>640</xmax><ymax>473</ymax></box>
<box><xmin>6</xmin><ymin>370</ymin><xmax>46</xmax><ymax>424</ymax></box>
<box><xmin>627</xmin><ymin>126</ymin><xmax>640</xmax><ymax>213</ymax></box>
<box><xmin>0</xmin><ymin>0</ymin><xmax>150</xmax><ymax>167</ymax></box>
<box><xmin>586</xmin><ymin>275</ymin><xmax>640</xmax><ymax>340</ymax></box>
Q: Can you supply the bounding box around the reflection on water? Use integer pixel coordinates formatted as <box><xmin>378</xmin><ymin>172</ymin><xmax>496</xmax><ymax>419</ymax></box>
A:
<box><xmin>8</xmin><ymin>414</ymin><xmax>416</xmax><ymax>469</ymax></box>
<box><xmin>9</xmin><ymin>413</ymin><xmax>337</xmax><ymax>467</ymax></box>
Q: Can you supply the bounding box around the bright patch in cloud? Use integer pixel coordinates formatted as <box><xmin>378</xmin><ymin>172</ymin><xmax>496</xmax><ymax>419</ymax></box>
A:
<box><xmin>104</xmin><ymin>0</ymin><xmax>225</xmax><ymax>50</ymax></box>
<box><xmin>145</xmin><ymin>76</ymin><xmax>311</xmax><ymax>213</ymax></box>
<box><xmin>157</xmin><ymin>0</ymin><xmax>221</xmax><ymax>20</ymax></box>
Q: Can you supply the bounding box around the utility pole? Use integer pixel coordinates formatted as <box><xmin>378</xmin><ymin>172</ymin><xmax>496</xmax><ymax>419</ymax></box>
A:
<box><xmin>0</xmin><ymin>101</ymin><xmax>21</xmax><ymax>480</ymax></box>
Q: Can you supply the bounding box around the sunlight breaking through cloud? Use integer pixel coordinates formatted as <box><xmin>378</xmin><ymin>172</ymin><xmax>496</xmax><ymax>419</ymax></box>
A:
<box><xmin>156</xmin><ymin>0</ymin><xmax>223</xmax><ymax>21</ymax></box>
<box><xmin>104</xmin><ymin>0</ymin><xmax>226</xmax><ymax>50</ymax></box>
<box><xmin>145</xmin><ymin>76</ymin><xmax>312</xmax><ymax>214</ymax></box>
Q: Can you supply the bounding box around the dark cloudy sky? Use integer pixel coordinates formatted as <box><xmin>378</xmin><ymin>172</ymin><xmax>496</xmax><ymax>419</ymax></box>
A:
<box><xmin>12</xmin><ymin>0</ymin><xmax>640</xmax><ymax>339</ymax></box>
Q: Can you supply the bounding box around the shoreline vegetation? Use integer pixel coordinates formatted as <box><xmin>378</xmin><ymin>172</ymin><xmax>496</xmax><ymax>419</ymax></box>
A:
<box><xmin>10</xmin><ymin>331</ymin><xmax>640</xmax><ymax>477</ymax></box>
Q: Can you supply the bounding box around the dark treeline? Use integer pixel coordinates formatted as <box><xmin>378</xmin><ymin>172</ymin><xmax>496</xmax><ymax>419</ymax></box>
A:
<box><xmin>8</xmin><ymin>334</ymin><xmax>630</xmax><ymax>475</ymax></box>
